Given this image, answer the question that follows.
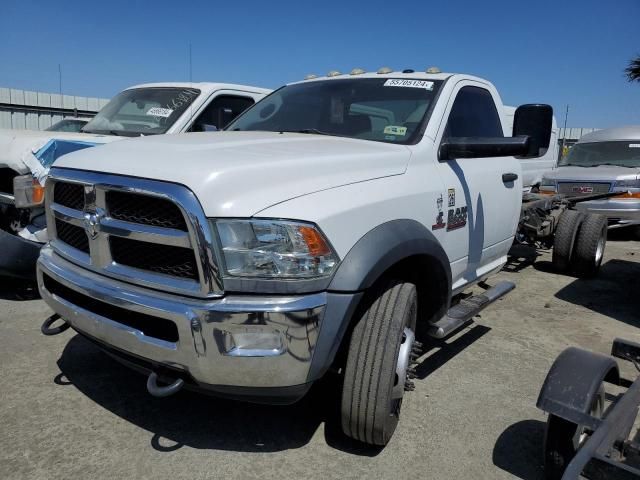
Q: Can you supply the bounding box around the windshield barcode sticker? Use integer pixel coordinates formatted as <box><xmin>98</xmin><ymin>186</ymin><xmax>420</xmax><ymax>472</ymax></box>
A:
<box><xmin>146</xmin><ymin>107</ymin><xmax>174</xmax><ymax>118</ymax></box>
<box><xmin>384</xmin><ymin>79</ymin><xmax>434</xmax><ymax>90</ymax></box>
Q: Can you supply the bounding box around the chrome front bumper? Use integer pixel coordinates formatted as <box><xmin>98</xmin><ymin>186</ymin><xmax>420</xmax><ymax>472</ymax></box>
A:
<box><xmin>575</xmin><ymin>198</ymin><xmax>640</xmax><ymax>226</ymax></box>
<box><xmin>37</xmin><ymin>246</ymin><xmax>326</xmax><ymax>390</ymax></box>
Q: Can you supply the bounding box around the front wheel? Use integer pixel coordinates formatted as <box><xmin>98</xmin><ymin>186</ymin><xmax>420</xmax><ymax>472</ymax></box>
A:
<box><xmin>340</xmin><ymin>280</ymin><xmax>418</xmax><ymax>446</ymax></box>
<box><xmin>543</xmin><ymin>385</ymin><xmax>604</xmax><ymax>480</ymax></box>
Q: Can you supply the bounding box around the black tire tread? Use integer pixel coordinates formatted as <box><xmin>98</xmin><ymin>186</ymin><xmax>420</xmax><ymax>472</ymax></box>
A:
<box><xmin>341</xmin><ymin>279</ymin><xmax>416</xmax><ymax>445</ymax></box>
<box><xmin>572</xmin><ymin>214</ymin><xmax>607</xmax><ymax>277</ymax></box>
<box><xmin>552</xmin><ymin>210</ymin><xmax>584</xmax><ymax>271</ymax></box>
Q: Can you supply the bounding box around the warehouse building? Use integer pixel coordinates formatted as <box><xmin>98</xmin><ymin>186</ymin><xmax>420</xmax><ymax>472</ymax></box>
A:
<box><xmin>0</xmin><ymin>87</ymin><xmax>109</xmax><ymax>130</ymax></box>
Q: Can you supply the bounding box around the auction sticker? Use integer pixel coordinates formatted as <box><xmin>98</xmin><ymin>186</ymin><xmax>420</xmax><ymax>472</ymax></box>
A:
<box><xmin>146</xmin><ymin>107</ymin><xmax>174</xmax><ymax>118</ymax></box>
<box><xmin>384</xmin><ymin>125</ymin><xmax>407</xmax><ymax>136</ymax></box>
<box><xmin>384</xmin><ymin>79</ymin><xmax>434</xmax><ymax>90</ymax></box>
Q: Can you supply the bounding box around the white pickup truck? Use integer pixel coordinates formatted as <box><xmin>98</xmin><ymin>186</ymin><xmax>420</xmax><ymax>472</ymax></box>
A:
<box><xmin>39</xmin><ymin>69</ymin><xmax>557</xmax><ymax>446</ymax></box>
<box><xmin>0</xmin><ymin>82</ymin><xmax>270</xmax><ymax>278</ymax></box>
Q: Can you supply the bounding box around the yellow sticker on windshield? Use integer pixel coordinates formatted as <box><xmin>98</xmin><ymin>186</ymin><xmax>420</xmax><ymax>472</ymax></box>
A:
<box><xmin>384</xmin><ymin>125</ymin><xmax>407</xmax><ymax>136</ymax></box>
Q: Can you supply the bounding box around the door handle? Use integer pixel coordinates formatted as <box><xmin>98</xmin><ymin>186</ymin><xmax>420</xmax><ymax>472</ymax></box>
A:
<box><xmin>502</xmin><ymin>173</ymin><xmax>518</xmax><ymax>183</ymax></box>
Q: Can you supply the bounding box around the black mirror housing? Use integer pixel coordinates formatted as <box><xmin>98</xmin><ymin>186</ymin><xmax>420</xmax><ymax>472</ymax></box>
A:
<box><xmin>439</xmin><ymin>136</ymin><xmax>530</xmax><ymax>160</ymax></box>
<box><xmin>513</xmin><ymin>104</ymin><xmax>553</xmax><ymax>158</ymax></box>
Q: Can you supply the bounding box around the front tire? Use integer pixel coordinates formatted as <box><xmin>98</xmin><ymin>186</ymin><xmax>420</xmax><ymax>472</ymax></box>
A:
<box><xmin>340</xmin><ymin>280</ymin><xmax>417</xmax><ymax>446</ymax></box>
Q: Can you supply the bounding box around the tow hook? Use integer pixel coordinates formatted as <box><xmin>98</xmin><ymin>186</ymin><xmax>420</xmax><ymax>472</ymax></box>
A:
<box><xmin>146</xmin><ymin>372</ymin><xmax>184</xmax><ymax>398</ymax></box>
<box><xmin>41</xmin><ymin>314</ymin><xmax>71</xmax><ymax>336</ymax></box>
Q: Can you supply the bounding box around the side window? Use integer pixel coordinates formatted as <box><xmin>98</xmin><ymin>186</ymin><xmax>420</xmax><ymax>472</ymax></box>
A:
<box><xmin>191</xmin><ymin>95</ymin><xmax>255</xmax><ymax>131</ymax></box>
<box><xmin>444</xmin><ymin>86</ymin><xmax>503</xmax><ymax>139</ymax></box>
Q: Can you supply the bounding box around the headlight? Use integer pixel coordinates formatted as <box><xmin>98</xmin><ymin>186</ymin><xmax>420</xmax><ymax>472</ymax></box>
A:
<box><xmin>213</xmin><ymin>219</ymin><xmax>338</xmax><ymax>278</ymax></box>
<box><xmin>538</xmin><ymin>177</ymin><xmax>557</xmax><ymax>194</ymax></box>
<box><xmin>615</xmin><ymin>179</ymin><xmax>640</xmax><ymax>188</ymax></box>
<box><xmin>13</xmin><ymin>174</ymin><xmax>45</xmax><ymax>208</ymax></box>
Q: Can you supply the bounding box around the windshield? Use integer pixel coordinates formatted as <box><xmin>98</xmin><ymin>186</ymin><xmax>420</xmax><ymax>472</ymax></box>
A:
<box><xmin>226</xmin><ymin>78</ymin><xmax>443</xmax><ymax>144</ymax></box>
<box><xmin>560</xmin><ymin>141</ymin><xmax>640</xmax><ymax>168</ymax></box>
<box><xmin>46</xmin><ymin>119</ymin><xmax>89</xmax><ymax>132</ymax></box>
<box><xmin>82</xmin><ymin>87</ymin><xmax>201</xmax><ymax>136</ymax></box>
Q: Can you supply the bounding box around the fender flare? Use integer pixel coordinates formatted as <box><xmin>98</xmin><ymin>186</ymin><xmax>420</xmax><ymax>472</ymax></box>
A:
<box><xmin>307</xmin><ymin>219</ymin><xmax>452</xmax><ymax>381</ymax></box>
<box><xmin>329</xmin><ymin>219</ymin><xmax>452</xmax><ymax>293</ymax></box>
<box><xmin>537</xmin><ymin>347</ymin><xmax>619</xmax><ymax>424</ymax></box>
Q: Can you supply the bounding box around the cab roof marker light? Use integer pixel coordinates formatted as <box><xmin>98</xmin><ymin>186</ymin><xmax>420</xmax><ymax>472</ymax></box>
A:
<box><xmin>304</xmin><ymin>74</ymin><xmax>318</xmax><ymax>80</ymax></box>
<box><xmin>350</xmin><ymin>68</ymin><xmax>366</xmax><ymax>75</ymax></box>
<box><xmin>426</xmin><ymin>66</ymin><xmax>441</xmax><ymax>74</ymax></box>
<box><xmin>327</xmin><ymin>70</ymin><xmax>342</xmax><ymax>77</ymax></box>
<box><xmin>377</xmin><ymin>67</ymin><xmax>393</xmax><ymax>74</ymax></box>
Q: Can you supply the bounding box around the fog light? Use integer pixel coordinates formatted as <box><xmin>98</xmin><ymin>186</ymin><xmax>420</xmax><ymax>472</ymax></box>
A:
<box><xmin>218</xmin><ymin>327</ymin><xmax>285</xmax><ymax>357</ymax></box>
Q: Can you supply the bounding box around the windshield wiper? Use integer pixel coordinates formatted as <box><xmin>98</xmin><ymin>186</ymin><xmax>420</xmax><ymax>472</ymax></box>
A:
<box><xmin>279</xmin><ymin>128</ymin><xmax>334</xmax><ymax>136</ymax></box>
<box><xmin>591</xmin><ymin>163</ymin><xmax>634</xmax><ymax>168</ymax></box>
<box><xmin>559</xmin><ymin>163</ymin><xmax>588</xmax><ymax>167</ymax></box>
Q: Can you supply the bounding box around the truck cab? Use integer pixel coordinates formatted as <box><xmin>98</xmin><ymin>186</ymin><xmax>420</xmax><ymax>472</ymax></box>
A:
<box><xmin>37</xmin><ymin>68</ymin><xmax>551</xmax><ymax>446</ymax></box>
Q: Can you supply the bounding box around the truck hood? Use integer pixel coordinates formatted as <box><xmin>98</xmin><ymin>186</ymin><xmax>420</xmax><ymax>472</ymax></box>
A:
<box><xmin>546</xmin><ymin>165</ymin><xmax>640</xmax><ymax>182</ymax></box>
<box><xmin>0</xmin><ymin>128</ymin><xmax>119</xmax><ymax>175</ymax></box>
<box><xmin>54</xmin><ymin>131</ymin><xmax>412</xmax><ymax>217</ymax></box>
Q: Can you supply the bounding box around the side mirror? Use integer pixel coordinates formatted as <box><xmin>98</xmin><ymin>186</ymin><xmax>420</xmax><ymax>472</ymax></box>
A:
<box><xmin>513</xmin><ymin>104</ymin><xmax>553</xmax><ymax>158</ymax></box>
<box><xmin>439</xmin><ymin>136</ymin><xmax>530</xmax><ymax>160</ymax></box>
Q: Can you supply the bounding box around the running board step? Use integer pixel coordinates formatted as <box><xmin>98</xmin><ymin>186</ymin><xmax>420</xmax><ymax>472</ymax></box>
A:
<box><xmin>428</xmin><ymin>281</ymin><xmax>515</xmax><ymax>339</ymax></box>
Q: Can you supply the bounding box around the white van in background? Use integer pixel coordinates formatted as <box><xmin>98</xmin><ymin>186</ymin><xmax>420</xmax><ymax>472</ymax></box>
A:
<box><xmin>504</xmin><ymin>106</ymin><xmax>558</xmax><ymax>191</ymax></box>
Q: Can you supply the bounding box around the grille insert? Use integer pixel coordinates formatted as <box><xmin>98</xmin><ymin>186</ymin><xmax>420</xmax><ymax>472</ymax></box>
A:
<box><xmin>43</xmin><ymin>274</ymin><xmax>179</xmax><ymax>343</ymax></box>
<box><xmin>110</xmin><ymin>236</ymin><xmax>198</xmax><ymax>280</ymax></box>
<box><xmin>55</xmin><ymin>219</ymin><xmax>89</xmax><ymax>253</ymax></box>
<box><xmin>54</xmin><ymin>182</ymin><xmax>85</xmax><ymax>210</ymax></box>
<box><xmin>106</xmin><ymin>191</ymin><xmax>187</xmax><ymax>231</ymax></box>
<box><xmin>557</xmin><ymin>182</ymin><xmax>611</xmax><ymax>196</ymax></box>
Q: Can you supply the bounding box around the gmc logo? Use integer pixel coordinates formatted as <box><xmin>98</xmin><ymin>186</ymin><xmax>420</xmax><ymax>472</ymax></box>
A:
<box><xmin>572</xmin><ymin>186</ymin><xmax>594</xmax><ymax>194</ymax></box>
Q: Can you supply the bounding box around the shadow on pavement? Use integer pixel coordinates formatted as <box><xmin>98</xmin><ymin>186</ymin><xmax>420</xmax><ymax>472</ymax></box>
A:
<box><xmin>56</xmin><ymin>334</ymin><xmax>383</xmax><ymax>456</ymax></box>
<box><xmin>55</xmin><ymin>325</ymin><xmax>487</xmax><ymax>456</ymax></box>
<box><xmin>493</xmin><ymin>419</ymin><xmax>545</xmax><ymax>480</ymax></box>
<box><xmin>0</xmin><ymin>277</ymin><xmax>40</xmax><ymax>301</ymax></box>
<box><xmin>414</xmin><ymin>324</ymin><xmax>491</xmax><ymax>380</ymax></box>
<box><xmin>505</xmin><ymin>244</ymin><xmax>541</xmax><ymax>273</ymax></box>
<box><xmin>553</xmin><ymin>258</ymin><xmax>640</xmax><ymax>327</ymax></box>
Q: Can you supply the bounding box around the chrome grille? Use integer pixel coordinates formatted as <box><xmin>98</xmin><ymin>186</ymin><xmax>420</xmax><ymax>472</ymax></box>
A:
<box><xmin>55</xmin><ymin>218</ymin><xmax>89</xmax><ymax>253</ymax></box>
<box><xmin>557</xmin><ymin>182</ymin><xmax>611</xmax><ymax>196</ymax></box>
<box><xmin>53</xmin><ymin>182</ymin><xmax>85</xmax><ymax>210</ymax></box>
<box><xmin>109</xmin><ymin>236</ymin><xmax>198</xmax><ymax>280</ymax></box>
<box><xmin>106</xmin><ymin>190</ymin><xmax>187</xmax><ymax>230</ymax></box>
<box><xmin>46</xmin><ymin>168</ymin><xmax>223</xmax><ymax>298</ymax></box>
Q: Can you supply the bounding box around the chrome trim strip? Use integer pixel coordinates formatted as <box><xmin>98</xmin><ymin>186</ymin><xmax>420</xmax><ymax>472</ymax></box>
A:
<box><xmin>0</xmin><ymin>192</ymin><xmax>15</xmax><ymax>204</ymax></box>
<box><xmin>51</xmin><ymin>203</ymin><xmax>85</xmax><ymax>227</ymax></box>
<box><xmin>46</xmin><ymin>167</ymin><xmax>224</xmax><ymax>298</ymax></box>
<box><xmin>99</xmin><ymin>218</ymin><xmax>191</xmax><ymax>247</ymax></box>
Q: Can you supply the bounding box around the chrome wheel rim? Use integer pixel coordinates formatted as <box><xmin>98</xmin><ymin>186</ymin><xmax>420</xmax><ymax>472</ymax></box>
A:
<box><xmin>391</xmin><ymin>327</ymin><xmax>415</xmax><ymax>404</ymax></box>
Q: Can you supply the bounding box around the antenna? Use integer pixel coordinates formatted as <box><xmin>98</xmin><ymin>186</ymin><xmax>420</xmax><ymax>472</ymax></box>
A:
<box><xmin>58</xmin><ymin>64</ymin><xmax>63</xmax><ymax>97</ymax></box>
<box><xmin>560</xmin><ymin>104</ymin><xmax>569</xmax><ymax>158</ymax></box>
<box><xmin>189</xmin><ymin>43</ymin><xmax>193</xmax><ymax>83</ymax></box>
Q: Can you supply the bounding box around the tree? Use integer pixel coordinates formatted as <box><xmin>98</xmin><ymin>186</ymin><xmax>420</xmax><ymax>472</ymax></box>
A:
<box><xmin>625</xmin><ymin>55</ymin><xmax>640</xmax><ymax>82</ymax></box>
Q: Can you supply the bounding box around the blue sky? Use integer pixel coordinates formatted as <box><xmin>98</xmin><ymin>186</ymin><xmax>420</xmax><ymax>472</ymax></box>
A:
<box><xmin>1</xmin><ymin>0</ymin><xmax>639</xmax><ymax>127</ymax></box>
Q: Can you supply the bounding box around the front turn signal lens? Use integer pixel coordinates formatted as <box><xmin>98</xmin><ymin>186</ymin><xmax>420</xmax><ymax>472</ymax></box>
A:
<box><xmin>13</xmin><ymin>175</ymin><xmax>45</xmax><ymax>208</ymax></box>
